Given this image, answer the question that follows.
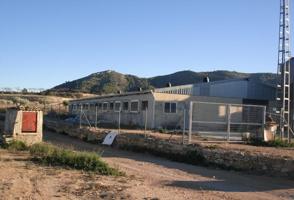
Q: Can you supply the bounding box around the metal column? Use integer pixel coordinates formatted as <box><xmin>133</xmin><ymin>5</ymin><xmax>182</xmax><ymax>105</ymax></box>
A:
<box><xmin>276</xmin><ymin>0</ymin><xmax>291</xmax><ymax>142</ymax></box>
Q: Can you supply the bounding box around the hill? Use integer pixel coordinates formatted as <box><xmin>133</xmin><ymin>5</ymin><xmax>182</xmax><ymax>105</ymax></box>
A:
<box><xmin>51</xmin><ymin>70</ymin><xmax>151</xmax><ymax>94</ymax></box>
<box><xmin>50</xmin><ymin>70</ymin><xmax>277</xmax><ymax>95</ymax></box>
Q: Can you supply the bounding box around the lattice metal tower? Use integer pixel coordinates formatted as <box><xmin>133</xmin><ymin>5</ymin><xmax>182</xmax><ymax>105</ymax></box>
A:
<box><xmin>276</xmin><ymin>0</ymin><xmax>291</xmax><ymax>141</ymax></box>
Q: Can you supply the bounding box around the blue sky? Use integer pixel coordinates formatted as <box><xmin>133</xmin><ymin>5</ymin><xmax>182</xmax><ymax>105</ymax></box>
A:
<box><xmin>0</xmin><ymin>0</ymin><xmax>286</xmax><ymax>89</ymax></box>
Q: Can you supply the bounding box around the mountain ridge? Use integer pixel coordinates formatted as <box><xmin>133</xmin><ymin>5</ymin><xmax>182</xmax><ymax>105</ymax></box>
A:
<box><xmin>50</xmin><ymin>70</ymin><xmax>277</xmax><ymax>95</ymax></box>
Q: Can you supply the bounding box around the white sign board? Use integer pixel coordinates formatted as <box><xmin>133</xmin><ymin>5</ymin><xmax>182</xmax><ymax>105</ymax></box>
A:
<box><xmin>102</xmin><ymin>131</ymin><xmax>118</xmax><ymax>145</ymax></box>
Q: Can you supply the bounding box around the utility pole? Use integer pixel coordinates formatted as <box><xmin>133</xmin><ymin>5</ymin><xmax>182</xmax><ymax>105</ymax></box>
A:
<box><xmin>276</xmin><ymin>0</ymin><xmax>291</xmax><ymax>142</ymax></box>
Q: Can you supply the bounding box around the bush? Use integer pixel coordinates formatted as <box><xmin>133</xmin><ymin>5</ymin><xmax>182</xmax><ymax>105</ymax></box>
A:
<box><xmin>246</xmin><ymin>137</ymin><xmax>294</xmax><ymax>148</ymax></box>
<box><xmin>267</xmin><ymin>139</ymin><xmax>294</xmax><ymax>148</ymax></box>
<box><xmin>30</xmin><ymin>143</ymin><xmax>123</xmax><ymax>175</ymax></box>
<box><xmin>10</xmin><ymin>97</ymin><xmax>30</xmax><ymax>105</ymax></box>
<box><xmin>1</xmin><ymin>140</ymin><xmax>28</xmax><ymax>151</ymax></box>
<box><xmin>158</xmin><ymin>128</ymin><xmax>167</xmax><ymax>134</ymax></box>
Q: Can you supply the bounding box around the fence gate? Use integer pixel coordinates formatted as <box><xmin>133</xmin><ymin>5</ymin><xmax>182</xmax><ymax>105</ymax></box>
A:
<box><xmin>188</xmin><ymin>101</ymin><xmax>266</xmax><ymax>141</ymax></box>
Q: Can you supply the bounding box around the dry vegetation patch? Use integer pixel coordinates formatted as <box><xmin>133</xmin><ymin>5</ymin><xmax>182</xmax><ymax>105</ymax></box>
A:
<box><xmin>2</xmin><ymin>141</ymin><xmax>124</xmax><ymax>176</ymax></box>
<box><xmin>0</xmin><ymin>149</ymin><xmax>133</xmax><ymax>200</ymax></box>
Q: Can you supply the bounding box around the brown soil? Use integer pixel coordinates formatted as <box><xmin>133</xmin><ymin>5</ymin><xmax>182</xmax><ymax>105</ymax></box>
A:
<box><xmin>0</xmin><ymin>150</ymin><xmax>133</xmax><ymax>200</ymax></box>
<box><xmin>43</xmin><ymin>131</ymin><xmax>294</xmax><ymax>200</ymax></box>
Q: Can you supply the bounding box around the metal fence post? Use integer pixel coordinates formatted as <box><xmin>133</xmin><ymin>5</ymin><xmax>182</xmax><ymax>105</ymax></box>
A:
<box><xmin>118</xmin><ymin>109</ymin><xmax>121</xmax><ymax>134</ymax></box>
<box><xmin>144</xmin><ymin>108</ymin><xmax>148</xmax><ymax>138</ymax></box>
<box><xmin>280</xmin><ymin>109</ymin><xmax>284</xmax><ymax>139</ymax></box>
<box><xmin>182</xmin><ymin>108</ymin><xmax>186</xmax><ymax>145</ymax></box>
<box><xmin>95</xmin><ymin>106</ymin><xmax>98</xmax><ymax>129</ymax></box>
<box><xmin>188</xmin><ymin>102</ymin><xmax>193</xmax><ymax>144</ymax></box>
<box><xmin>79</xmin><ymin>105</ymin><xmax>82</xmax><ymax>129</ymax></box>
<box><xmin>261</xmin><ymin>106</ymin><xmax>266</xmax><ymax>139</ymax></box>
<box><xmin>227</xmin><ymin>104</ymin><xmax>231</xmax><ymax>141</ymax></box>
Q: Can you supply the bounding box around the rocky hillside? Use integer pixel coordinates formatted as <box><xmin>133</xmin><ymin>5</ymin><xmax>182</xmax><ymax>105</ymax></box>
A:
<box><xmin>50</xmin><ymin>70</ymin><xmax>277</xmax><ymax>95</ymax></box>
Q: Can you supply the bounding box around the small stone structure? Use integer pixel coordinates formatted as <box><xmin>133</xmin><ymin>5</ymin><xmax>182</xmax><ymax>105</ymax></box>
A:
<box><xmin>2</xmin><ymin>107</ymin><xmax>43</xmax><ymax>145</ymax></box>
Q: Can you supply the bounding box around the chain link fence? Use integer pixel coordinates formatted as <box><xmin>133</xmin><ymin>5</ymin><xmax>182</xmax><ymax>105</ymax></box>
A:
<box><xmin>44</xmin><ymin>100</ymin><xmax>267</xmax><ymax>144</ymax></box>
<box><xmin>188</xmin><ymin>101</ymin><xmax>266</xmax><ymax>141</ymax></box>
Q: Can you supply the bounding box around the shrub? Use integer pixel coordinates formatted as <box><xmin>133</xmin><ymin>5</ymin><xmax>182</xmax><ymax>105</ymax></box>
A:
<box><xmin>1</xmin><ymin>140</ymin><xmax>28</xmax><ymax>151</ymax></box>
<box><xmin>246</xmin><ymin>137</ymin><xmax>294</xmax><ymax>148</ymax></box>
<box><xmin>158</xmin><ymin>128</ymin><xmax>167</xmax><ymax>134</ymax></box>
<box><xmin>10</xmin><ymin>97</ymin><xmax>30</xmax><ymax>106</ymax></box>
<box><xmin>30</xmin><ymin>143</ymin><xmax>123</xmax><ymax>176</ymax></box>
<box><xmin>267</xmin><ymin>139</ymin><xmax>294</xmax><ymax>148</ymax></box>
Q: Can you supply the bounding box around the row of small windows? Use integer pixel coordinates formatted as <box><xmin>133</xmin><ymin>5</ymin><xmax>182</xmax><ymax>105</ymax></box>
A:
<box><xmin>71</xmin><ymin>100</ymin><xmax>148</xmax><ymax>113</ymax></box>
<box><xmin>71</xmin><ymin>101</ymin><xmax>177</xmax><ymax>114</ymax></box>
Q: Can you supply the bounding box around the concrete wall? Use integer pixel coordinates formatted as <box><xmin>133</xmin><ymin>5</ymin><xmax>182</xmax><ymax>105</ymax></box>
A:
<box><xmin>3</xmin><ymin>110</ymin><xmax>43</xmax><ymax>145</ymax></box>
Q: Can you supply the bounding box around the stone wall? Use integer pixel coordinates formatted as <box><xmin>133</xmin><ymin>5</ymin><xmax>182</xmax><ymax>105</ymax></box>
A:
<box><xmin>45</xmin><ymin>119</ymin><xmax>294</xmax><ymax>179</ymax></box>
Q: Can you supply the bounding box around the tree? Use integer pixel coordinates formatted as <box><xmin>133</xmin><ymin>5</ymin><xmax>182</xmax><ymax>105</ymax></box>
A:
<box><xmin>22</xmin><ymin>88</ymin><xmax>28</xmax><ymax>94</ymax></box>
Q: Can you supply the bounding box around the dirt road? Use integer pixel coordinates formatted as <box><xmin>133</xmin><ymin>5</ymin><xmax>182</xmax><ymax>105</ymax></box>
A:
<box><xmin>44</xmin><ymin>131</ymin><xmax>294</xmax><ymax>200</ymax></box>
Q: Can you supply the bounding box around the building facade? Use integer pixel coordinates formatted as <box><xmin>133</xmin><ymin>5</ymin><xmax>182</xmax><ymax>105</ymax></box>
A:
<box><xmin>68</xmin><ymin>90</ymin><xmax>246</xmax><ymax>130</ymax></box>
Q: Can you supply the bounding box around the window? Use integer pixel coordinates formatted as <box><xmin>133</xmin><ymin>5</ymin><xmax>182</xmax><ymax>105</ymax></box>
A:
<box><xmin>83</xmin><ymin>104</ymin><xmax>89</xmax><ymax>110</ymax></box>
<box><xmin>171</xmin><ymin>103</ymin><xmax>177</xmax><ymax>113</ymax></box>
<box><xmin>97</xmin><ymin>103</ymin><xmax>102</xmax><ymax>110</ymax></box>
<box><xmin>90</xmin><ymin>104</ymin><xmax>95</xmax><ymax>110</ymax></box>
<box><xmin>114</xmin><ymin>102</ymin><xmax>121</xmax><ymax>112</ymax></box>
<box><xmin>102</xmin><ymin>102</ymin><xmax>108</xmax><ymax>111</ymax></box>
<box><xmin>73</xmin><ymin>105</ymin><xmax>77</xmax><ymax>110</ymax></box>
<box><xmin>130</xmin><ymin>101</ymin><xmax>139</xmax><ymax>112</ymax></box>
<box><xmin>141</xmin><ymin>101</ymin><xmax>148</xmax><ymax>111</ymax></box>
<box><xmin>164</xmin><ymin>102</ymin><xmax>177</xmax><ymax>113</ymax></box>
<box><xmin>109</xmin><ymin>102</ymin><xmax>114</xmax><ymax>111</ymax></box>
<box><xmin>123</xmin><ymin>101</ymin><xmax>129</xmax><ymax>111</ymax></box>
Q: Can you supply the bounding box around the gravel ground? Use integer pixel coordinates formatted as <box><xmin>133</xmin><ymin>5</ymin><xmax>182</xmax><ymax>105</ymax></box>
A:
<box><xmin>44</xmin><ymin>130</ymin><xmax>294</xmax><ymax>200</ymax></box>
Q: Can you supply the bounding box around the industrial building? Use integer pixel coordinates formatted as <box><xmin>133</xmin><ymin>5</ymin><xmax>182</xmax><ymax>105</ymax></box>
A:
<box><xmin>68</xmin><ymin>78</ymin><xmax>273</xmax><ymax>131</ymax></box>
<box><xmin>155</xmin><ymin>78</ymin><xmax>276</xmax><ymax>103</ymax></box>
